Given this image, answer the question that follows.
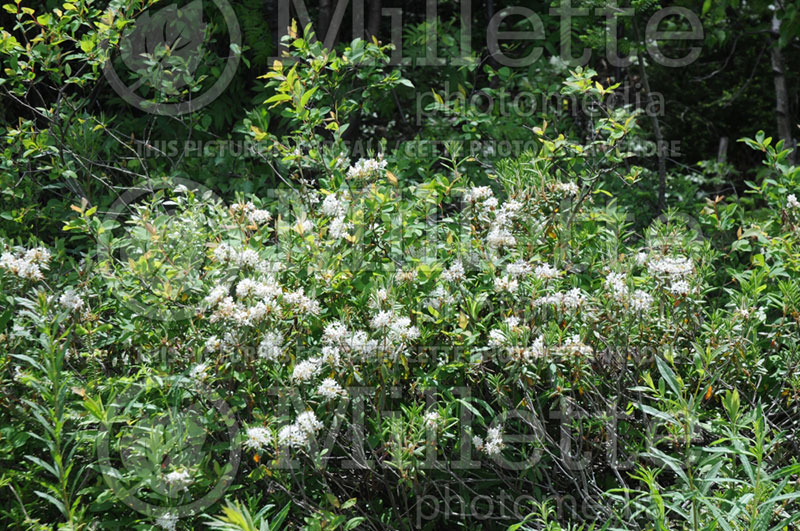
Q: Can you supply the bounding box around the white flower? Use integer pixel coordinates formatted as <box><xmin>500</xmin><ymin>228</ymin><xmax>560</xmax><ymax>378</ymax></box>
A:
<box><xmin>441</xmin><ymin>260</ymin><xmax>465</xmax><ymax>282</ymax></box>
<box><xmin>505</xmin><ymin>260</ymin><xmax>532</xmax><ymax>277</ymax></box>
<box><xmin>205</xmin><ymin>336</ymin><xmax>222</xmax><ymax>352</ymax></box>
<box><xmin>328</xmin><ymin>216</ymin><xmax>353</xmax><ymax>240</ymax></box>
<box><xmin>155</xmin><ymin>512</ymin><xmax>178</xmax><ymax>531</ymax></box>
<box><xmin>563</xmin><ymin>288</ymin><xmax>586</xmax><ymax>309</ymax></box>
<box><xmin>534</xmin><ymin>288</ymin><xmax>586</xmax><ymax>310</ymax></box>
<box><xmin>283</xmin><ymin>288</ymin><xmax>321</xmax><ymax>315</ymax></box>
<box><xmin>292</xmin><ymin>359</ymin><xmax>320</xmax><ymax>382</ymax></box>
<box><xmin>324</xmin><ymin>321</ymin><xmax>349</xmax><ymax>344</ymax></box>
<box><xmin>558</xmin><ymin>335</ymin><xmax>594</xmax><ymax>357</ymax></box>
<box><xmin>648</xmin><ymin>256</ymin><xmax>693</xmax><ymax>279</ymax></box>
<box><xmin>788</xmin><ymin>194</ymin><xmax>800</xmax><ymax>209</ymax></box>
<box><xmin>347</xmin><ymin>157</ymin><xmax>387</xmax><ymax>179</ymax></box>
<box><xmin>524</xmin><ymin>335</ymin><xmax>546</xmax><ymax>361</ymax></box>
<box><xmin>605</xmin><ymin>272</ymin><xmax>628</xmax><ymax>299</ymax></box>
<box><xmin>0</xmin><ymin>246</ymin><xmax>51</xmax><ymax>281</ymax></box>
<box><xmin>317</xmin><ymin>378</ymin><xmax>345</xmax><ymax>399</ymax></box>
<box><xmin>534</xmin><ymin>263</ymin><xmax>559</xmax><ymax>280</ymax></box>
<box><xmin>59</xmin><ymin>290</ymin><xmax>85</xmax><ymax>313</ymax></box>
<box><xmin>213</xmin><ymin>242</ymin><xmax>234</xmax><ymax>262</ymax></box>
<box><xmin>464</xmin><ymin>186</ymin><xmax>493</xmax><ymax>203</ymax></box>
<box><xmin>248</xmin><ymin>209</ymin><xmax>272</xmax><ymax>225</ymax></box>
<box><xmin>294</xmin><ymin>218</ymin><xmax>315</xmax><ymax>234</ymax></box>
<box><xmin>295</xmin><ymin>411</ymin><xmax>323</xmax><ymax>434</ymax></box>
<box><xmin>370</xmin><ymin>310</ymin><xmax>395</xmax><ymax>329</ymax></box>
<box><xmin>204</xmin><ymin>285</ymin><xmax>228</xmax><ymax>306</ymax></box>
<box><xmin>237</xmin><ymin>249</ymin><xmax>261</xmax><ymax>268</ymax></box>
<box><xmin>667</xmin><ymin>280</ymin><xmax>690</xmax><ymax>295</ymax></box>
<box><xmin>189</xmin><ymin>363</ymin><xmax>208</xmax><ymax>381</ymax></box>
<box><xmin>486</xmin><ymin>227</ymin><xmax>516</xmax><ymax>249</ymax></box>
<box><xmin>494</xmin><ymin>275</ymin><xmax>519</xmax><ymax>293</ymax></box>
<box><xmin>630</xmin><ymin>290</ymin><xmax>653</xmax><ymax>312</ymax></box>
<box><xmin>549</xmin><ymin>55</ymin><xmax>568</xmax><ymax>71</ymax></box>
<box><xmin>389</xmin><ymin>316</ymin><xmax>420</xmax><ymax>342</ymax></box>
<box><xmin>321</xmin><ymin>194</ymin><xmax>344</xmax><ymax>216</ymax></box>
<box><xmin>278</xmin><ymin>424</ymin><xmax>308</xmax><ymax>448</ymax></box>
<box><xmin>320</xmin><ymin>345</ymin><xmax>341</xmax><ymax>367</ymax></box>
<box><xmin>488</xmin><ymin>329</ymin><xmax>507</xmax><ymax>347</ymax></box>
<box><xmin>235</xmin><ymin>279</ymin><xmax>260</xmax><ymax>299</ymax></box>
<box><xmin>424</xmin><ymin>411</ymin><xmax>441</xmax><ymax>429</ymax></box>
<box><xmin>243</xmin><ymin>427</ymin><xmax>272</xmax><ymax>451</ymax></box>
<box><xmin>163</xmin><ymin>469</ymin><xmax>193</xmax><ymax>490</ymax></box>
<box><xmin>258</xmin><ymin>331</ymin><xmax>283</xmax><ymax>360</ymax></box>
<box><xmin>555</xmin><ymin>182</ymin><xmax>579</xmax><ymax>196</ymax></box>
<box><xmin>484</xmin><ymin>426</ymin><xmax>504</xmax><ymax>456</ymax></box>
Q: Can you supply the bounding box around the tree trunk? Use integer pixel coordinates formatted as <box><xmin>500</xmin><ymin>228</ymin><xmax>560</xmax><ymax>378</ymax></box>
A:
<box><xmin>770</xmin><ymin>12</ymin><xmax>796</xmax><ymax>163</ymax></box>
<box><xmin>319</xmin><ymin>0</ymin><xmax>332</xmax><ymax>42</ymax></box>
<box><xmin>367</xmin><ymin>0</ymin><xmax>382</xmax><ymax>40</ymax></box>
<box><xmin>633</xmin><ymin>18</ymin><xmax>667</xmax><ymax>212</ymax></box>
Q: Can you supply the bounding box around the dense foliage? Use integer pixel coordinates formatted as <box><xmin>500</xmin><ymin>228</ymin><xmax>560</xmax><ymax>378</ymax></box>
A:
<box><xmin>1</xmin><ymin>0</ymin><xmax>800</xmax><ymax>529</ymax></box>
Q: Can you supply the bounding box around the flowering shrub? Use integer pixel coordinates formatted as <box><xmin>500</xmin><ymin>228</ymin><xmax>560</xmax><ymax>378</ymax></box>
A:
<box><xmin>1</xmin><ymin>14</ymin><xmax>800</xmax><ymax>531</ymax></box>
<box><xmin>3</xmin><ymin>121</ymin><xmax>800</xmax><ymax>528</ymax></box>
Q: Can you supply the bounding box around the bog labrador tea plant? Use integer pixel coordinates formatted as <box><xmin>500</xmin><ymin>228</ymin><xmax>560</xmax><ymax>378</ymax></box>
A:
<box><xmin>2</xmin><ymin>1</ymin><xmax>800</xmax><ymax>529</ymax></box>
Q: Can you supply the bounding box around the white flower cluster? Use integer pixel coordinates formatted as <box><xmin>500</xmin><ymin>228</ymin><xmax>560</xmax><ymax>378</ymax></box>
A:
<box><xmin>243</xmin><ymin>426</ymin><xmax>272</xmax><ymax>451</ymax></box>
<box><xmin>59</xmin><ymin>289</ymin><xmax>85</xmax><ymax>314</ymax></box>
<box><xmin>464</xmin><ymin>187</ymin><xmax>521</xmax><ymax>249</ymax></box>
<box><xmin>788</xmin><ymin>194</ymin><xmax>799</xmax><ymax>209</ymax></box>
<box><xmin>347</xmin><ymin>157</ymin><xmax>387</xmax><ymax>180</ymax></box>
<box><xmin>603</xmin><ymin>272</ymin><xmax>654</xmax><ymax>313</ymax></box>
<box><xmin>323</xmin><ymin>321</ymin><xmax>379</xmax><ymax>360</ymax></box>
<box><xmin>507</xmin><ymin>335</ymin><xmax>547</xmax><ymax>363</ymax></box>
<box><xmin>321</xmin><ymin>193</ymin><xmax>344</xmax><ymax>217</ymax></box>
<box><xmin>204</xmin><ymin>277</ymin><xmax>283</xmax><ymax>326</ymax></box>
<box><xmin>427</xmin><ymin>284</ymin><xmax>455</xmax><ymax>309</ymax></box>
<box><xmin>292</xmin><ymin>358</ymin><xmax>321</xmax><ymax>382</ymax></box>
<box><xmin>283</xmin><ymin>287</ymin><xmax>322</xmax><ymax>316</ymax></box>
<box><xmin>534</xmin><ymin>288</ymin><xmax>586</xmax><ymax>310</ymax></box>
<box><xmin>473</xmin><ymin>426</ymin><xmax>504</xmax><ymax>456</ymax></box>
<box><xmin>155</xmin><ymin>512</ymin><xmax>179</xmax><ymax>531</ymax></box>
<box><xmin>231</xmin><ymin>201</ymin><xmax>272</xmax><ymax>226</ymax></box>
<box><xmin>317</xmin><ymin>378</ymin><xmax>345</xmax><ymax>399</ymax></box>
<box><xmin>647</xmin><ymin>255</ymin><xmax>693</xmax><ymax>278</ymax></box>
<box><xmin>533</xmin><ymin>263</ymin><xmax>560</xmax><ymax>280</ymax></box>
<box><xmin>278</xmin><ymin>410</ymin><xmax>323</xmax><ymax>448</ymax></box>
<box><xmin>370</xmin><ymin>310</ymin><xmax>420</xmax><ymax>343</ymax></box>
<box><xmin>554</xmin><ymin>182</ymin><xmax>580</xmax><ymax>197</ymax></box>
<box><xmin>163</xmin><ymin>469</ymin><xmax>193</xmax><ymax>491</ymax></box>
<box><xmin>424</xmin><ymin>411</ymin><xmax>442</xmax><ymax>429</ymax></box>
<box><xmin>328</xmin><ymin>215</ymin><xmax>354</xmax><ymax>240</ymax></box>
<box><xmin>441</xmin><ymin>260</ymin><xmax>465</xmax><ymax>282</ymax></box>
<box><xmin>505</xmin><ymin>259</ymin><xmax>532</xmax><ymax>277</ymax></box>
<box><xmin>494</xmin><ymin>275</ymin><xmax>519</xmax><ymax>293</ymax></box>
<box><xmin>604</xmin><ymin>272</ymin><xmax>627</xmax><ymax>300</ymax></box>
<box><xmin>647</xmin><ymin>255</ymin><xmax>695</xmax><ymax>296</ymax></box>
<box><xmin>630</xmin><ymin>289</ymin><xmax>654</xmax><ymax>312</ymax></box>
<box><xmin>556</xmin><ymin>335</ymin><xmax>594</xmax><ymax>357</ymax></box>
<box><xmin>486</xmin><ymin>226</ymin><xmax>516</xmax><ymax>249</ymax></box>
<box><xmin>189</xmin><ymin>362</ymin><xmax>209</xmax><ymax>381</ymax></box>
<box><xmin>213</xmin><ymin>243</ymin><xmax>268</xmax><ymax>269</ymax></box>
<box><xmin>258</xmin><ymin>331</ymin><xmax>283</xmax><ymax>360</ymax></box>
<box><xmin>320</xmin><ymin>193</ymin><xmax>354</xmax><ymax>240</ymax></box>
<box><xmin>0</xmin><ymin>246</ymin><xmax>51</xmax><ymax>281</ymax></box>
<box><xmin>464</xmin><ymin>186</ymin><xmax>493</xmax><ymax>203</ymax></box>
